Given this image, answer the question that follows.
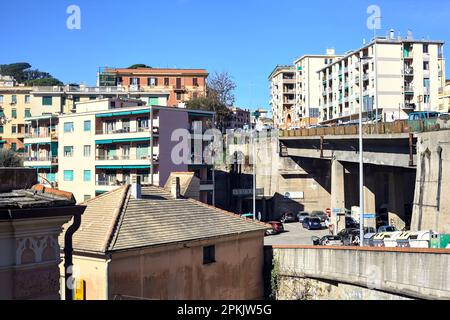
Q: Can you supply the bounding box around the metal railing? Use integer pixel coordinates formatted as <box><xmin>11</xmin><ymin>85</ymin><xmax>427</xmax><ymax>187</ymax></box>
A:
<box><xmin>95</xmin><ymin>127</ymin><xmax>151</xmax><ymax>135</ymax></box>
<box><xmin>96</xmin><ymin>154</ymin><xmax>155</xmax><ymax>161</ymax></box>
<box><xmin>24</xmin><ymin>131</ymin><xmax>58</xmax><ymax>139</ymax></box>
<box><xmin>280</xmin><ymin>119</ymin><xmax>448</xmax><ymax>138</ymax></box>
<box><xmin>24</xmin><ymin>156</ymin><xmax>58</xmax><ymax>163</ymax></box>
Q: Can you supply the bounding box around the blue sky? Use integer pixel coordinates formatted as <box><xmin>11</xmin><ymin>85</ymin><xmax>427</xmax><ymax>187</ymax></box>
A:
<box><xmin>1</xmin><ymin>0</ymin><xmax>449</xmax><ymax>111</ymax></box>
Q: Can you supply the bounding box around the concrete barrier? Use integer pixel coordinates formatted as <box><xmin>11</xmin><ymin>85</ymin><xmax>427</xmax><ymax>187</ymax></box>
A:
<box><xmin>271</xmin><ymin>245</ymin><xmax>450</xmax><ymax>300</ymax></box>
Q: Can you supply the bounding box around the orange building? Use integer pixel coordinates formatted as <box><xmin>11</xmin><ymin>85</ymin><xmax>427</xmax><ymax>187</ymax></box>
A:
<box><xmin>98</xmin><ymin>67</ymin><xmax>208</xmax><ymax>106</ymax></box>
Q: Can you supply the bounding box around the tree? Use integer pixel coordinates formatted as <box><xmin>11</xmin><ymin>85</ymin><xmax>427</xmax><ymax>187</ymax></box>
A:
<box><xmin>185</xmin><ymin>72</ymin><xmax>236</xmax><ymax>131</ymax></box>
<box><xmin>207</xmin><ymin>71</ymin><xmax>236</xmax><ymax>107</ymax></box>
<box><xmin>25</xmin><ymin>78</ymin><xmax>63</xmax><ymax>86</ymax></box>
<box><xmin>0</xmin><ymin>149</ymin><xmax>23</xmax><ymax>167</ymax></box>
<box><xmin>128</xmin><ymin>64</ymin><xmax>151</xmax><ymax>69</ymax></box>
<box><xmin>0</xmin><ymin>62</ymin><xmax>63</xmax><ymax>86</ymax></box>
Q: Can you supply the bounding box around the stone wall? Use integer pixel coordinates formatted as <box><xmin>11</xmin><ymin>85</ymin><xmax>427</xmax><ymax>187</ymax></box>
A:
<box><xmin>269</xmin><ymin>246</ymin><xmax>450</xmax><ymax>300</ymax></box>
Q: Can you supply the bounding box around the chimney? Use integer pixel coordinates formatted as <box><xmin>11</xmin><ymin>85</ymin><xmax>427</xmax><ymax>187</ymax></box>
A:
<box><xmin>171</xmin><ymin>177</ymin><xmax>182</xmax><ymax>199</ymax></box>
<box><xmin>389</xmin><ymin>29</ymin><xmax>395</xmax><ymax>40</ymax></box>
<box><xmin>131</xmin><ymin>176</ymin><xmax>142</xmax><ymax>199</ymax></box>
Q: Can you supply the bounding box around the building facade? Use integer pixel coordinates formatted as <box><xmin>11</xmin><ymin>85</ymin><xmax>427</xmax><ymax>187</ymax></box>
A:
<box><xmin>318</xmin><ymin>34</ymin><xmax>445</xmax><ymax>123</ymax></box>
<box><xmin>294</xmin><ymin>51</ymin><xmax>342</xmax><ymax>128</ymax></box>
<box><xmin>224</xmin><ymin>107</ymin><xmax>251</xmax><ymax>130</ymax></box>
<box><xmin>439</xmin><ymin>79</ymin><xmax>450</xmax><ymax>112</ymax></box>
<box><xmin>269</xmin><ymin>66</ymin><xmax>296</xmax><ymax>129</ymax></box>
<box><xmin>52</xmin><ymin>98</ymin><xmax>214</xmax><ymax>203</ymax></box>
<box><xmin>97</xmin><ymin>67</ymin><xmax>208</xmax><ymax>107</ymax></box>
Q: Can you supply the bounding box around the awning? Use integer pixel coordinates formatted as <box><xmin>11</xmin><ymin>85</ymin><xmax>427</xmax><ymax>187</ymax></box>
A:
<box><xmin>188</xmin><ymin>112</ymin><xmax>214</xmax><ymax>118</ymax></box>
<box><xmin>29</xmin><ymin>165</ymin><xmax>57</xmax><ymax>169</ymax></box>
<box><xmin>95</xmin><ymin>137</ymin><xmax>150</xmax><ymax>145</ymax></box>
<box><xmin>96</xmin><ymin>165</ymin><xmax>151</xmax><ymax>170</ymax></box>
<box><xmin>24</xmin><ymin>142</ymin><xmax>56</xmax><ymax>146</ymax></box>
<box><xmin>96</xmin><ymin>109</ymin><xmax>150</xmax><ymax>118</ymax></box>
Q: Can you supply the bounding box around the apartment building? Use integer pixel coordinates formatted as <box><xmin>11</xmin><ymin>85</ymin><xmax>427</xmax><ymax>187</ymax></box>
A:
<box><xmin>23</xmin><ymin>114</ymin><xmax>59</xmax><ymax>185</ymax></box>
<box><xmin>294</xmin><ymin>50</ymin><xmax>342</xmax><ymax>128</ymax></box>
<box><xmin>269</xmin><ymin>66</ymin><xmax>296</xmax><ymax>129</ymax></box>
<box><xmin>439</xmin><ymin>79</ymin><xmax>450</xmax><ymax>112</ymax></box>
<box><xmin>97</xmin><ymin>67</ymin><xmax>208</xmax><ymax>107</ymax></box>
<box><xmin>55</xmin><ymin>98</ymin><xmax>214</xmax><ymax>203</ymax></box>
<box><xmin>318</xmin><ymin>32</ymin><xmax>445</xmax><ymax>123</ymax></box>
<box><xmin>1</xmin><ymin>84</ymin><xmax>170</xmax><ymax>151</ymax></box>
<box><xmin>0</xmin><ymin>86</ymin><xmax>32</xmax><ymax>151</ymax></box>
<box><xmin>224</xmin><ymin>107</ymin><xmax>251</xmax><ymax>130</ymax></box>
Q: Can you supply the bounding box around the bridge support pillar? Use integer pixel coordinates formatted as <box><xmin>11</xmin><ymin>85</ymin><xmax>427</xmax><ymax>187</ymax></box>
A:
<box><xmin>388</xmin><ymin>171</ymin><xmax>406</xmax><ymax>230</ymax></box>
<box><xmin>331</xmin><ymin>160</ymin><xmax>346</xmax><ymax>232</ymax></box>
<box><xmin>363</xmin><ymin>172</ymin><xmax>377</xmax><ymax>230</ymax></box>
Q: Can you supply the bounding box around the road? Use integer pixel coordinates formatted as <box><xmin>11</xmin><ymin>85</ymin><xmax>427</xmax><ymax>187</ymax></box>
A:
<box><xmin>264</xmin><ymin>222</ymin><xmax>330</xmax><ymax>246</ymax></box>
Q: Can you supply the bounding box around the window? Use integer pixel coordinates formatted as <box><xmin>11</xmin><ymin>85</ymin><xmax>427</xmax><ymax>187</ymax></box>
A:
<box><xmin>84</xmin><ymin>120</ymin><xmax>91</xmax><ymax>132</ymax></box>
<box><xmin>24</xmin><ymin>109</ymin><xmax>31</xmax><ymax>118</ymax></box>
<box><xmin>83</xmin><ymin>145</ymin><xmax>91</xmax><ymax>157</ymax></box>
<box><xmin>11</xmin><ymin>109</ymin><xmax>17</xmax><ymax>119</ymax></box>
<box><xmin>11</xmin><ymin>143</ymin><xmax>17</xmax><ymax>151</ymax></box>
<box><xmin>12</xmin><ymin>125</ymin><xmax>17</xmax><ymax>134</ymax></box>
<box><xmin>423</xmin><ymin>44</ymin><xmax>429</xmax><ymax>53</ymax></box>
<box><xmin>130</xmin><ymin>77</ymin><xmax>140</xmax><ymax>85</ymax></box>
<box><xmin>0</xmin><ymin>126</ymin><xmax>3</xmax><ymax>134</ymax></box>
<box><xmin>193</xmin><ymin>78</ymin><xmax>198</xmax><ymax>87</ymax></box>
<box><xmin>176</xmin><ymin>92</ymin><xmax>182</xmax><ymax>101</ymax></box>
<box><xmin>423</xmin><ymin>61</ymin><xmax>430</xmax><ymax>71</ymax></box>
<box><xmin>164</xmin><ymin>77</ymin><xmax>170</xmax><ymax>86</ymax></box>
<box><xmin>148</xmin><ymin>77</ymin><xmax>158</xmax><ymax>86</ymax></box>
<box><xmin>64</xmin><ymin>146</ymin><xmax>74</xmax><ymax>157</ymax></box>
<box><xmin>11</xmin><ymin>95</ymin><xmax>17</xmax><ymax>104</ymax></box>
<box><xmin>73</xmin><ymin>96</ymin><xmax>80</xmax><ymax>103</ymax></box>
<box><xmin>110</xmin><ymin>101</ymin><xmax>116</xmax><ymax>108</ymax></box>
<box><xmin>83</xmin><ymin>170</ymin><xmax>91</xmax><ymax>182</ymax></box>
<box><xmin>42</xmin><ymin>96</ymin><xmax>52</xmax><ymax>106</ymax></box>
<box><xmin>64</xmin><ymin>122</ymin><xmax>74</xmax><ymax>133</ymax></box>
<box><xmin>0</xmin><ymin>95</ymin><xmax>3</xmax><ymax>103</ymax></box>
<box><xmin>203</xmin><ymin>245</ymin><xmax>216</xmax><ymax>264</ymax></box>
<box><xmin>89</xmin><ymin>96</ymin><xmax>96</xmax><ymax>100</ymax></box>
<box><xmin>64</xmin><ymin>170</ymin><xmax>74</xmax><ymax>181</ymax></box>
<box><xmin>25</xmin><ymin>95</ymin><xmax>30</xmax><ymax>104</ymax></box>
<box><xmin>84</xmin><ymin>195</ymin><xmax>91</xmax><ymax>201</ymax></box>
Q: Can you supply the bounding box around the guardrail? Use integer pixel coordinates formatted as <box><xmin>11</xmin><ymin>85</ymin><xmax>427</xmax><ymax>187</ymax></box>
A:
<box><xmin>279</xmin><ymin>119</ymin><xmax>447</xmax><ymax>138</ymax></box>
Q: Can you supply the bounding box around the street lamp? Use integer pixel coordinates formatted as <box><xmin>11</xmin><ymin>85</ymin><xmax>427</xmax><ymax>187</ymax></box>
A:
<box><xmin>358</xmin><ymin>55</ymin><xmax>373</xmax><ymax>246</ymax></box>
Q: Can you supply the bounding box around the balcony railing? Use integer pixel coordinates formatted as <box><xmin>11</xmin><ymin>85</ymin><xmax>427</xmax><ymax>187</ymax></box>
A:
<box><xmin>24</xmin><ymin>131</ymin><xmax>58</xmax><ymax>139</ymax></box>
<box><xmin>96</xmin><ymin>154</ymin><xmax>158</xmax><ymax>161</ymax></box>
<box><xmin>96</xmin><ymin>127</ymin><xmax>151</xmax><ymax>135</ymax></box>
<box><xmin>24</xmin><ymin>156</ymin><xmax>58</xmax><ymax>163</ymax></box>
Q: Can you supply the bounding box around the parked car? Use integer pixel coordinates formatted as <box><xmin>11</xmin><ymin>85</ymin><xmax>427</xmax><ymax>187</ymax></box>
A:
<box><xmin>310</xmin><ymin>211</ymin><xmax>328</xmax><ymax>223</ymax></box>
<box><xmin>297</xmin><ymin>211</ymin><xmax>310</xmax><ymax>223</ymax></box>
<box><xmin>338</xmin><ymin>228</ymin><xmax>361</xmax><ymax>246</ymax></box>
<box><xmin>281</xmin><ymin>212</ymin><xmax>297</xmax><ymax>223</ymax></box>
<box><xmin>346</xmin><ymin>216</ymin><xmax>359</xmax><ymax>229</ymax></box>
<box><xmin>378</xmin><ymin>225</ymin><xmax>398</xmax><ymax>233</ymax></box>
<box><xmin>302</xmin><ymin>217</ymin><xmax>323</xmax><ymax>230</ymax></box>
<box><xmin>312</xmin><ymin>235</ymin><xmax>343</xmax><ymax>246</ymax></box>
<box><xmin>265</xmin><ymin>221</ymin><xmax>284</xmax><ymax>236</ymax></box>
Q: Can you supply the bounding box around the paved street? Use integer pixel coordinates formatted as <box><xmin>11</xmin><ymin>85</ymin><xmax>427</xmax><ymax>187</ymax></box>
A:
<box><xmin>264</xmin><ymin>222</ymin><xmax>330</xmax><ymax>246</ymax></box>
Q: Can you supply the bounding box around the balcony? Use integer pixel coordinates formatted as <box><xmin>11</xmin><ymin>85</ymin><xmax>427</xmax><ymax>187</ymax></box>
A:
<box><xmin>24</xmin><ymin>131</ymin><xmax>58</xmax><ymax>141</ymax></box>
<box><xmin>95</xmin><ymin>127</ymin><xmax>151</xmax><ymax>135</ymax></box>
<box><xmin>174</xmin><ymin>85</ymin><xmax>187</xmax><ymax>92</ymax></box>
<box><xmin>403</xmin><ymin>67</ymin><xmax>414</xmax><ymax>76</ymax></box>
<box><xmin>23</xmin><ymin>156</ymin><xmax>58</xmax><ymax>168</ymax></box>
<box><xmin>283</xmin><ymin>78</ymin><xmax>296</xmax><ymax>84</ymax></box>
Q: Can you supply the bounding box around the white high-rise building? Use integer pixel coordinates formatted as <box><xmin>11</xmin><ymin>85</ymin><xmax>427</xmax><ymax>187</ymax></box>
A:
<box><xmin>318</xmin><ymin>32</ymin><xmax>445</xmax><ymax>123</ymax></box>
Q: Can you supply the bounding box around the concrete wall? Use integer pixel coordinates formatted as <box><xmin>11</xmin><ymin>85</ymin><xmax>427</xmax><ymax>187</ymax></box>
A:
<box><xmin>0</xmin><ymin>168</ymin><xmax>37</xmax><ymax>192</ymax></box>
<box><xmin>271</xmin><ymin>246</ymin><xmax>450</xmax><ymax>300</ymax></box>
<box><xmin>412</xmin><ymin>131</ymin><xmax>450</xmax><ymax>233</ymax></box>
<box><xmin>108</xmin><ymin>232</ymin><xmax>265</xmax><ymax>300</ymax></box>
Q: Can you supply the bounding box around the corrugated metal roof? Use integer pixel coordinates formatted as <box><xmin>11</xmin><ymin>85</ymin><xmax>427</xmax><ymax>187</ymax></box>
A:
<box><xmin>71</xmin><ymin>185</ymin><xmax>268</xmax><ymax>254</ymax></box>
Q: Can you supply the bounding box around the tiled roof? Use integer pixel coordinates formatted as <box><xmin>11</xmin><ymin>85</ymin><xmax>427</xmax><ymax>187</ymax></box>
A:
<box><xmin>71</xmin><ymin>185</ymin><xmax>268</xmax><ymax>254</ymax></box>
<box><xmin>0</xmin><ymin>185</ymin><xmax>75</xmax><ymax>209</ymax></box>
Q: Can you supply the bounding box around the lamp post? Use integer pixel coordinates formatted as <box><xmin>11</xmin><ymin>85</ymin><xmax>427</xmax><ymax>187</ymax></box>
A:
<box><xmin>358</xmin><ymin>56</ymin><xmax>372</xmax><ymax>246</ymax></box>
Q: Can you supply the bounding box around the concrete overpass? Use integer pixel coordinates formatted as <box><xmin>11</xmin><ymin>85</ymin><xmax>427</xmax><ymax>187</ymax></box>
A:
<box><xmin>267</xmin><ymin>246</ymin><xmax>450</xmax><ymax>300</ymax></box>
<box><xmin>277</xmin><ymin>122</ymin><xmax>450</xmax><ymax>232</ymax></box>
